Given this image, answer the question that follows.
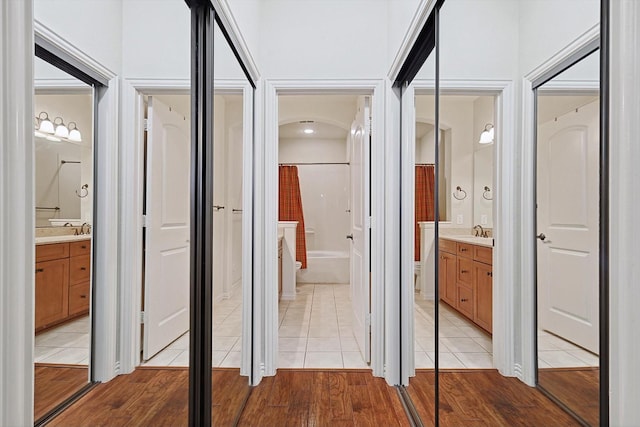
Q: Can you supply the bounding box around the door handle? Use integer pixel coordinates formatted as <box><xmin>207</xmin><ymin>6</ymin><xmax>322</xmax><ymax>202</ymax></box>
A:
<box><xmin>346</xmin><ymin>234</ymin><xmax>353</xmax><ymax>240</ymax></box>
<box><xmin>213</xmin><ymin>205</ymin><xmax>225</xmax><ymax>211</ymax></box>
<box><xmin>536</xmin><ymin>233</ymin><xmax>546</xmax><ymax>241</ymax></box>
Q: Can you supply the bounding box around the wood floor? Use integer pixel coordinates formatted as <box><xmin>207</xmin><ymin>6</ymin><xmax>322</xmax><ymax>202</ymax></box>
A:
<box><xmin>34</xmin><ymin>364</ymin><xmax>88</xmax><ymax>422</ymax></box>
<box><xmin>47</xmin><ymin>368</ymin><xmax>250</xmax><ymax>427</ymax></box>
<box><xmin>45</xmin><ymin>368</ymin><xmax>587</xmax><ymax>426</ymax></box>
<box><xmin>538</xmin><ymin>367</ymin><xmax>599</xmax><ymax>426</ymax></box>
<box><xmin>407</xmin><ymin>370</ymin><xmax>582</xmax><ymax>426</ymax></box>
<box><xmin>237</xmin><ymin>369</ymin><xmax>408</xmax><ymax>427</ymax></box>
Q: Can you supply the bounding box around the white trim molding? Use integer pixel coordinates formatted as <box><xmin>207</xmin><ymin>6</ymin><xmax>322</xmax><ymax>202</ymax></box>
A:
<box><xmin>610</xmin><ymin>1</ymin><xmax>640</xmax><ymax>424</ymax></box>
<box><xmin>520</xmin><ymin>24</ymin><xmax>600</xmax><ymax>387</ymax></box>
<box><xmin>261</xmin><ymin>80</ymin><xmax>386</xmax><ymax>379</ymax></box>
<box><xmin>211</xmin><ymin>0</ymin><xmax>261</xmax><ymax>84</ymax></box>
<box><xmin>387</xmin><ymin>0</ymin><xmax>438</xmax><ymax>81</ymax></box>
<box><xmin>1</xmin><ymin>1</ymin><xmax>34</xmax><ymax>425</ymax></box>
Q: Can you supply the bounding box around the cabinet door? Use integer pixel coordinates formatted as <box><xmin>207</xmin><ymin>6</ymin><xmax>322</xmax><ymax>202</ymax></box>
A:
<box><xmin>457</xmin><ymin>285</ymin><xmax>474</xmax><ymax>319</ymax></box>
<box><xmin>439</xmin><ymin>251</ymin><xmax>457</xmax><ymax>305</ymax></box>
<box><xmin>35</xmin><ymin>258</ymin><xmax>70</xmax><ymax>330</ymax></box>
<box><xmin>474</xmin><ymin>262</ymin><xmax>493</xmax><ymax>333</ymax></box>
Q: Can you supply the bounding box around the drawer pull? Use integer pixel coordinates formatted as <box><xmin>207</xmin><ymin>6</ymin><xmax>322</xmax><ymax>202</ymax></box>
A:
<box><xmin>461</xmin><ymin>298</ymin><xmax>468</xmax><ymax>302</ymax></box>
<box><xmin>81</xmin><ymin>245</ymin><xmax>87</xmax><ymax>249</ymax></box>
<box><xmin>35</xmin><ymin>268</ymin><xmax>44</xmax><ymax>273</ymax></box>
<box><xmin>80</xmin><ymin>267</ymin><xmax>87</xmax><ymax>271</ymax></box>
<box><xmin>460</xmin><ymin>248</ymin><xmax>467</xmax><ymax>252</ymax></box>
<box><xmin>461</xmin><ymin>270</ymin><xmax>469</xmax><ymax>274</ymax></box>
<box><xmin>487</xmin><ymin>272</ymin><xmax>492</xmax><ymax>277</ymax></box>
<box><xmin>80</xmin><ymin>295</ymin><xmax>87</xmax><ymax>299</ymax></box>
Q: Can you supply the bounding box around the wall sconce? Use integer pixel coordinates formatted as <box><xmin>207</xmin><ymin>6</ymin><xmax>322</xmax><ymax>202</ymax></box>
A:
<box><xmin>453</xmin><ymin>186</ymin><xmax>467</xmax><ymax>200</ymax></box>
<box><xmin>479</xmin><ymin>123</ymin><xmax>494</xmax><ymax>144</ymax></box>
<box><xmin>34</xmin><ymin>112</ymin><xmax>82</xmax><ymax>142</ymax></box>
<box><xmin>483</xmin><ymin>186</ymin><xmax>493</xmax><ymax>200</ymax></box>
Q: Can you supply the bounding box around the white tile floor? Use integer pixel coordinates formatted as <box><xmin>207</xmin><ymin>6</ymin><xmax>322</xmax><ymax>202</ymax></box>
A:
<box><xmin>142</xmin><ymin>289</ymin><xmax>243</xmax><ymax>367</ymax></box>
<box><xmin>277</xmin><ymin>283</ymin><xmax>369</xmax><ymax>369</ymax></box>
<box><xmin>37</xmin><ymin>288</ymin><xmax>597</xmax><ymax>371</ymax></box>
<box><xmin>34</xmin><ymin>316</ymin><xmax>90</xmax><ymax>365</ymax></box>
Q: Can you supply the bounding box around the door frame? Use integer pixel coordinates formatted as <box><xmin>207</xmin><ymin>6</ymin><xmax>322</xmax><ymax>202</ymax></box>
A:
<box><xmin>401</xmin><ymin>79</ymin><xmax>516</xmax><ymax>382</ymax></box>
<box><xmin>118</xmin><ymin>79</ymin><xmax>254</xmax><ymax>376</ymax></box>
<box><xmin>521</xmin><ymin>24</ymin><xmax>601</xmax><ymax>387</ymax></box>
<box><xmin>261</xmin><ymin>80</ymin><xmax>386</xmax><ymax>379</ymax></box>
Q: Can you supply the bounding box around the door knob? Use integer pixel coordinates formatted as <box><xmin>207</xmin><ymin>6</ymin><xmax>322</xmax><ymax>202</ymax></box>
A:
<box><xmin>346</xmin><ymin>234</ymin><xmax>353</xmax><ymax>240</ymax></box>
<box><xmin>536</xmin><ymin>233</ymin><xmax>546</xmax><ymax>241</ymax></box>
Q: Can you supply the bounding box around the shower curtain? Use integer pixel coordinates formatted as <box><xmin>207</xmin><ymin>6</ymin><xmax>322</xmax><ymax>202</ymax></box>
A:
<box><xmin>415</xmin><ymin>165</ymin><xmax>436</xmax><ymax>261</ymax></box>
<box><xmin>279</xmin><ymin>165</ymin><xmax>307</xmax><ymax>269</ymax></box>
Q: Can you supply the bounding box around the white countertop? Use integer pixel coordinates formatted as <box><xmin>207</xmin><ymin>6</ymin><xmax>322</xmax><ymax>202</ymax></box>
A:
<box><xmin>35</xmin><ymin>235</ymin><xmax>92</xmax><ymax>246</ymax></box>
<box><xmin>440</xmin><ymin>235</ymin><xmax>494</xmax><ymax>248</ymax></box>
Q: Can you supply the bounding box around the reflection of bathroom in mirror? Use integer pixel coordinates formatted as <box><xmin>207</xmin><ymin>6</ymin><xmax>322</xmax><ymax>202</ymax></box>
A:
<box><xmin>33</xmin><ymin>56</ymin><xmax>94</xmax><ymax>422</ymax></box>
<box><xmin>535</xmin><ymin>49</ymin><xmax>600</xmax><ymax>426</ymax></box>
<box><xmin>415</xmin><ymin>94</ymin><xmax>496</xmax><ymax>369</ymax></box>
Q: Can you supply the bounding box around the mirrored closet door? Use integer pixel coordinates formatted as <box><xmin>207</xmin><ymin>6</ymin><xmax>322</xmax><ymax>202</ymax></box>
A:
<box><xmin>33</xmin><ymin>55</ymin><xmax>95</xmax><ymax>424</ymax></box>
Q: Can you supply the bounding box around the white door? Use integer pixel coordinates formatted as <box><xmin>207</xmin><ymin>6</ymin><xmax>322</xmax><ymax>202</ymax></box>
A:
<box><xmin>213</xmin><ymin>96</ymin><xmax>227</xmax><ymax>300</ymax></box>
<box><xmin>350</xmin><ymin>96</ymin><xmax>371</xmax><ymax>363</ymax></box>
<box><xmin>143</xmin><ymin>96</ymin><xmax>190</xmax><ymax>360</ymax></box>
<box><xmin>537</xmin><ymin>99</ymin><xmax>599</xmax><ymax>354</ymax></box>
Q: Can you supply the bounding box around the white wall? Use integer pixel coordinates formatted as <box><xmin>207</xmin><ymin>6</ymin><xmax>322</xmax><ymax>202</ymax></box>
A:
<box><xmin>34</xmin><ymin>0</ymin><xmax>123</xmax><ymax>73</ymax></box>
<box><xmin>518</xmin><ymin>0</ymin><xmax>599</xmax><ymax>75</ymax></box>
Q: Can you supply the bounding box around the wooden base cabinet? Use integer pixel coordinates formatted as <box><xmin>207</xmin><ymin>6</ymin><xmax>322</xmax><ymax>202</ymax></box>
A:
<box><xmin>35</xmin><ymin>240</ymin><xmax>91</xmax><ymax>332</ymax></box>
<box><xmin>438</xmin><ymin>238</ymin><xmax>493</xmax><ymax>334</ymax></box>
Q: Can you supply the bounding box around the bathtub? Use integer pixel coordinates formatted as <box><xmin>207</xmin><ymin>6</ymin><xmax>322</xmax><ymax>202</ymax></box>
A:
<box><xmin>296</xmin><ymin>250</ymin><xmax>350</xmax><ymax>284</ymax></box>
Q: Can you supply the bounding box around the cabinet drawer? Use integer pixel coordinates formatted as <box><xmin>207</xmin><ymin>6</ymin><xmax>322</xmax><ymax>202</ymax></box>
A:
<box><xmin>457</xmin><ymin>285</ymin><xmax>474</xmax><ymax>318</ymax></box>
<box><xmin>69</xmin><ymin>282</ymin><xmax>90</xmax><ymax>316</ymax></box>
<box><xmin>474</xmin><ymin>246</ymin><xmax>493</xmax><ymax>265</ymax></box>
<box><xmin>456</xmin><ymin>242</ymin><xmax>474</xmax><ymax>259</ymax></box>
<box><xmin>457</xmin><ymin>257</ymin><xmax>474</xmax><ymax>287</ymax></box>
<box><xmin>70</xmin><ymin>240</ymin><xmax>91</xmax><ymax>257</ymax></box>
<box><xmin>36</xmin><ymin>243</ymin><xmax>69</xmax><ymax>262</ymax></box>
<box><xmin>439</xmin><ymin>238</ymin><xmax>457</xmax><ymax>254</ymax></box>
<box><xmin>69</xmin><ymin>254</ymin><xmax>91</xmax><ymax>285</ymax></box>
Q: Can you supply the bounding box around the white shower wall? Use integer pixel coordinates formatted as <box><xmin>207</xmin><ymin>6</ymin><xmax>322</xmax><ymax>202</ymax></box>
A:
<box><xmin>279</xmin><ymin>137</ymin><xmax>350</xmax><ymax>254</ymax></box>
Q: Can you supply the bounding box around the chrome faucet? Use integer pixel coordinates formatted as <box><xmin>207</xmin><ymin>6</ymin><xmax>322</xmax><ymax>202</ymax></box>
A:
<box><xmin>473</xmin><ymin>224</ymin><xmax>488</xmax><ymax>238</ymax></box>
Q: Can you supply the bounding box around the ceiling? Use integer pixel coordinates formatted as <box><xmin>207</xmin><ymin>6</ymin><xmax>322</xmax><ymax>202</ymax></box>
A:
<box><xmin>279</xmin><ymin>121</ymin><xmax>348</xmax><ymax>139</ymax></box>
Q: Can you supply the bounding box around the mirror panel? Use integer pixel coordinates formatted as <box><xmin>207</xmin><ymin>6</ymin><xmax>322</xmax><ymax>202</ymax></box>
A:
<box><xmin>33</xmin><ymin>56</ymin><xmax>93</xmax><ymax>423</ymax></box>
<box><xmin>211</xmin><ymin>18</ymin><xmax>251</xmax><ymax>426</ymax></box>
<box><xmin>536</xmin><ymin>50</ymin><xmax>600</xmax><ymax>426</ymax></box>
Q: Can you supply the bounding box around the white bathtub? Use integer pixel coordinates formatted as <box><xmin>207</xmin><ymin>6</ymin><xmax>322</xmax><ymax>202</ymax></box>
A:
<box><xmin>296</xmin><ymin>250</ymin><xmax>350</xmax><ymax>284</ymax></box>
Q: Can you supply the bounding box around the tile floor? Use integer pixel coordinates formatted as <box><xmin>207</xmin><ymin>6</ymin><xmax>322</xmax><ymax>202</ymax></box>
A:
<box><xmin>142</xmin><ymin>289</ymin><xmax>243</xmax><ymax>367</ymax></box>
<box><xmin>34</xmin><ymin>316</ymin><xmax>90</xmax><ymax>365</ymax></box>
<box><xmin>36</xmin><ymin>287</ymin><xmax>597</xmax><ymax>371</ymax></box>
<box><xmin>277</xmin><ymin>283</ymin><xmax>368</xmax><ymax>369</ymax></box>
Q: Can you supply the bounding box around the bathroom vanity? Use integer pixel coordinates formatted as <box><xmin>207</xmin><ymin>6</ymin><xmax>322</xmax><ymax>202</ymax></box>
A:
<box><xmin>35</xmin><ymin>236</ymin><xmax>91</xmax><ymax>332</ymax></box>
<box><xmin>438</xmin><ymin>236</ymin><xmax>493</xmax><ymax>334</ymax></box>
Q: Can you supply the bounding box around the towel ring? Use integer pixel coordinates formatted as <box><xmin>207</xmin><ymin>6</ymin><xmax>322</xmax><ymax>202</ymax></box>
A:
<box><xmin>453</xmin><ymin>186</ymin><xmax>467</xmax><ymax>201</ymax></box>
<box><xmin>76</xmin><ymin>184</ymin><xmax>89</xmax><ymax>198</ymax></box>
<box><xmin>483</xmin><ymin>186</ymin><xmax>493</xmax><ymax>201</ymax></box>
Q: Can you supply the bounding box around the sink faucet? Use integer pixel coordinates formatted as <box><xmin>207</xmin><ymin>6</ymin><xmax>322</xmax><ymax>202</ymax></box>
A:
<box><xmin>80</xmin><ymin>222</ymin><xmax>91</xmax><ymax>235</ymax></box>
<box><xmin>473</xmin><ymin>224</ymin><xmax>487</xmax><ymax>238</ymax></box>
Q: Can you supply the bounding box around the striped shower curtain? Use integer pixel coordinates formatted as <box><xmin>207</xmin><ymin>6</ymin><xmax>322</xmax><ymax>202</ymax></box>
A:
<box><xmin>415</xmin><ymin>165</ymin><xmax>436</xmax><ymax>261</ymax></box>
<box><xmin>279</xmin><ymin>165</ymin><xmax>307</xmax><ymax>269</ymax></box>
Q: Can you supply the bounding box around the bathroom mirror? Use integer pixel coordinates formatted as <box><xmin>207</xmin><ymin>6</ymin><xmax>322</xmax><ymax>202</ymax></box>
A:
<box><xmin>33</xmin><ymin>55</ymin><xmax>94</xmax><ymax>423</ymax></box>
<box><xmin>535</xmin><ymin>49</ymin><xmax>600</xmax><ymax>426</ymax></box>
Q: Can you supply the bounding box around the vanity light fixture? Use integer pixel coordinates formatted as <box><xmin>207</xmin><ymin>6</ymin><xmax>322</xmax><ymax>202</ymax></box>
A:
<box><xmin>53</xmin><ymin>117</ymin><xmax>69</xmax><ymax>138</ymax></box>
<box><xmin>479</xmin><ymin>123</ymin><xmax>494</xmax><ymax>144</ymax></box>
<box><xmin>37</xmin><ymin>112</ymin><xmax>55</xmax><ymax>134</ymax></box>
<box><xmin>303</xmin><ymin>128</ymin><xmax>315</xmax><ymax>134</ymax></box>
<box><xmin>68</xmin><ymin>122</ymin><xmax>82</xmax><ymax>142</ymax></box>
<box><xmin>34</xmin><ymin>112</ymin><xmax>82</xmax><ymax>142</ymax></box>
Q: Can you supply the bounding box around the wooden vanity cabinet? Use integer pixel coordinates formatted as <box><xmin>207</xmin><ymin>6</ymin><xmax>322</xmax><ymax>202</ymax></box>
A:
<box><xmin>35</xmin><ymin>240</ymin><xmax>91</xmax><ymax>332</ymax></box>
<box><xmin>438</xmin><ymin>240</ymin><xmax>457</xmax><ymax>306</ymax></box>
<box><xmin>438</xmin><ymin>238</ymin><xmax>493</xmax><ymax>334</ymax></box>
